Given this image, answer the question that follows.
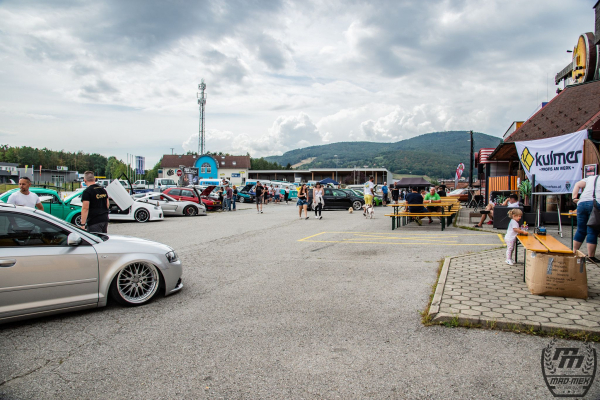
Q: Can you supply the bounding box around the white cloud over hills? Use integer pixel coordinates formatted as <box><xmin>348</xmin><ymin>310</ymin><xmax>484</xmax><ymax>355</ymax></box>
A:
<box><xmin>0</xmin><ymin>0</ymin><xmax>591</xmax><ymax>163</ymax></box>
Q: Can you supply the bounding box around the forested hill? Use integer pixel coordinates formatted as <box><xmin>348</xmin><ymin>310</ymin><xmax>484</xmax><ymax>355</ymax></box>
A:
<box><xmin>264</xmin><ymin>131</ymin><xmax>501</xmax><ymax>178</ymax></box>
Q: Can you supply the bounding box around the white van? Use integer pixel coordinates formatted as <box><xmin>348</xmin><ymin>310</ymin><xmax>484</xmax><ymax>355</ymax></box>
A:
<box><xmin>133</xmin><ymin>180</ymin><xmax>150</xmax><ymax>189</ymax></box>
<box><xmin>154</xmin><ymin>178</ymin><xmax>178</xmax><ymax>192</ymax></box>
<box><xmin>198</xmin><ymin>178</ymin><xmax>231</xmax><ymax>187</ymax></box>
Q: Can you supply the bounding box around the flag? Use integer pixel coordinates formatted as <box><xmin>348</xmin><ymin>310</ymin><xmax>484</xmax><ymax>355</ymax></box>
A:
<box><xmin>25</xmin><ymin>165</ymin><xmax>28</xmax><ymax>173</ymax></box>
<box><xmin>454</xmin><ymin>163</ymin><xmax>465</xmax><ymax>188</ymax></box>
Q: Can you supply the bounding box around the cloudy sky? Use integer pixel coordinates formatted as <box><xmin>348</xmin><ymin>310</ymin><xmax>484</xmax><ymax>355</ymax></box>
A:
<box><xmin>0</xmin><ymin>0</ymin><xmax>594</xmax><ymax>166</ymax></box>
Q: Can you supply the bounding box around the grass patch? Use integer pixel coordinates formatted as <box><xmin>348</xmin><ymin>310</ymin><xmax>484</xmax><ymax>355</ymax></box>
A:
<box><xmin>420</xmin><ymin>257</ymin><xmax>446</xmax><ymax>325</ymax></box>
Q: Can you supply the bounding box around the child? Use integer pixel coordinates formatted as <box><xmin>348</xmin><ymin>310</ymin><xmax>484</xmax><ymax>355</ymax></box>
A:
<box><xmin>505</xmin><ymin>209</ymin><xmax>528</xmax><ymax>265</ymax></box>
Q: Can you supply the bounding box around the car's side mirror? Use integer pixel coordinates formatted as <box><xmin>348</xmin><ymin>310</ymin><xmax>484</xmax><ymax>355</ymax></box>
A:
<box><xmin>67</xmin><ymin>232</ymin><xmax>82</xmax><ymax>246</ymax></box>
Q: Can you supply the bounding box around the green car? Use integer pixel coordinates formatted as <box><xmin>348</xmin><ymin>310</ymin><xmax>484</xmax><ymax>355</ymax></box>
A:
<box><xmin>349</xmin><ymin>188</ymin><xmax>383</xmax><ymax>206</ymax></box>
<box><xmin>0</xmin><ymin>188</ymin><xmax>83</xmax><ymax>225</ymax></box>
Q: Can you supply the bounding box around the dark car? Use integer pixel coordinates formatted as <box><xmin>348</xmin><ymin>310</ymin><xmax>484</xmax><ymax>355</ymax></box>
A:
<box><xmin>308</xmin><ymin>188</ymin><xmax>364</xmax><ymax>211</ymax></box>
<box><xmin>237</xmin><ymin>184</ymin><xmax>255</xmax><ymax>203</ymax></box>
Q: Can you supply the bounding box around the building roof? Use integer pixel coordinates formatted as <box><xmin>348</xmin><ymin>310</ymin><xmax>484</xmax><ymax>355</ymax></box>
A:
<box><xmin>161</xmin><ymin>154</ymin><xmax>251</xmax><ymax>169</ymax></box>
<box><xmin>504</xmin><ymin>80</ymin><xmax>600</xmax><ymax>143</ymax></box>
<box><xmin>490</xmin><ymin>80</ymin><xmax>600</xmax><ymax>161</ymax></box>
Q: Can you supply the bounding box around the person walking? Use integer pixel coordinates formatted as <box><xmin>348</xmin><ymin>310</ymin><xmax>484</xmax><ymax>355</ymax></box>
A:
<box><xmin>572</xmin><ymin>175</ymin><xmax>600</xmax><ymax>262</ymax></box>
<box><xmin>381</xmin><ymin>182</ymin><xmax>388</xmax><ymax>206</ymax></box>
<box><xmin>7</xmin><ymin>177</ymin><xmax>44</xmax><ymax>210</ymax></box>
<box><xmin>284</xmin><ymin>186</ymin><xmax>290</xmax><ymax>204</ymax></box>
<box><xmin>391</xmin><ymin>183</ymin><xmax>399</xmax><ymax>204</ymax></box>
<box><xmin>312</xmin><ymin>183</ymin><xmax>325</xmax><ymax>219</ymax></box>
<box><xmin>79</xmin><ymin>171</ymin><xmax>109</xmax><ymax>233</ymax></box>
<box><xmin>255</xmin><ymin>182</ymin><xmax>264</xmax><ymax>213</ymax></box>
<box><xmin>226</xmin><ymin>185</ymin><xmax>233</xmax><ymax>211</ymax></box>
<box><xmin>363</xmin><ymin>176</ymin><xmax>375</xmax><ymax>215</ymax></box>
<box><xmin>232</xmin><ymin>185</ymin><xmax>237</xmax><ymax>211</ymax></box>
<box><xmin>297</xmin><ymin>183</ymin><xmax>309</xmax><ymax>219</ymax></box>
<box><xmin>217</xmin><ymin>186</ymin><xmax>224</xmax><ymax>211</ymax></box>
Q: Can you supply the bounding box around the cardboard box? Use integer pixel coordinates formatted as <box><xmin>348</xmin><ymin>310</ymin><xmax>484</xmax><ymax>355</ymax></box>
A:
<box><xmin>525</xmin><ymin>250</ymin><xmax>588</xmax><ymax>299</ymax></box>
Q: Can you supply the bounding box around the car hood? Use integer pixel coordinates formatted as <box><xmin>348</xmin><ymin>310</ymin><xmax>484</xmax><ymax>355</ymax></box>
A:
<box><xmin>92</xmin><ymin>234</ymin><xmax>172</xmax><ymax>253</ymax></box>
<box><xmin>200</xmin><ymin>185</ymin><xmax>217</xmax><ymax>197</ymax></box>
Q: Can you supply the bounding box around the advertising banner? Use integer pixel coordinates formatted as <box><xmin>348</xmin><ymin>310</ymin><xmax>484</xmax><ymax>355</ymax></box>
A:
<box><xmin>183</xmin><ymin>167</ymin><xmax>199</xmax><ymax>185</ymax></box>
<box><xmin>514</xmin><ymin>129</ymin><xmax>587</xmax><ymax>193</ymax></box>
<box><xmin>135</xmin><ymin>156</ymin><xmax>145</xmax><ymax>174</ymax></box>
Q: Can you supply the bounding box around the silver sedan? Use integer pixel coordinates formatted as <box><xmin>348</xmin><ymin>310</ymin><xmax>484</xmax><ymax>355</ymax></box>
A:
<box><xmin>0</xmin><ymin>203</ymin><xmax>183</xmax><ymax>324</ymax></box>
<box><xmin>135</xmin><ymin>192</ymin><xmax>207</xmax><ymax>216</ymax></box>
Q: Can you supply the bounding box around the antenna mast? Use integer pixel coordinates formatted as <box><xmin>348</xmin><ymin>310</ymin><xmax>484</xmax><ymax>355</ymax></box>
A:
<box><xmin>197</xmin><ymin>80</ymin><xmax>207</xmax><ymax>155</ymax></box>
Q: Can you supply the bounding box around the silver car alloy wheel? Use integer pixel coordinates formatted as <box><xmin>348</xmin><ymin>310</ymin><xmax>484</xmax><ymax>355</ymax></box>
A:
<box><xmin>352</xmin><ymin>201</ymin><xmax>362</xmax><ymax>211</ymax></box>
<box><xmin>116</xmin><ymin>262</ymin><xmax>159</xmax><ymax>304</ymax></box>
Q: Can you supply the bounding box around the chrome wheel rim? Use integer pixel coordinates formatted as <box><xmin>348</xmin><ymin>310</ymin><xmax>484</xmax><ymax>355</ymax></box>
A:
<box><xmin>185</xmin><ymin>206</ymin><xmax>196</xmax><ymax>216</ymax></box>
<box><xmin>136</xmin><ymin>209</ymin><xmax>149</xmax><ymax>222</ymax></box>
<box><xmin>117</xmin><ymin>262</ymin><xmax>159</xmax><ymax>304</ymax></box>
<box><xmin>74</xmin><ymin>215</ymin><xmax>82</xmax><ymax>225</ymax></box>
<box><xmin>353</xmin><ymin>201</ymin><xmax>362</xmax><ymax>210</ymax></box>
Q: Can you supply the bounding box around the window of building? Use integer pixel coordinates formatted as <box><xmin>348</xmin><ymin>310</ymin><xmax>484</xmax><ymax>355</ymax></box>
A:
<box><xmin>221</xmin><ymin>161</ymin><xmax>225</xmax><ymax>165</ymax></box>
<box><xmin>232</xmin><ymin>161</ymin><xmax>236</xmax><ymax>166</ymax></box>
<box><xmin>201</xmin><ymin>163</ymin><xmax>211</xmax><ymax>173</ymax></box>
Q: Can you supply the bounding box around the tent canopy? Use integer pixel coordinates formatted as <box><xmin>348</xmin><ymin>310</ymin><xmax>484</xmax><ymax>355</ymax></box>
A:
<box><xmin>319</xmin><ymin>178</ymin><xmax>340</xmax><ymax>185</ymax></box>
<box><xmin>394</xmin><ymin>177</ymin><xmax>432</xmax><ymax>187</ymax></box>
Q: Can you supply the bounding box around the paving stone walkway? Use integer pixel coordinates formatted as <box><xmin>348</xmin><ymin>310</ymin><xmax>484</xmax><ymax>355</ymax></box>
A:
<box><xmin>429</xmin><ymin>248</ymin><xmax>600</xmax><ymax>334</ymax></box>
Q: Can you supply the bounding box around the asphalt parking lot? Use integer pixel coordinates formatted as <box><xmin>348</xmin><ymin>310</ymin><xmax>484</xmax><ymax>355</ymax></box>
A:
<box><xmin>1</xmin><ymin>202</ymin><xmax>598</xmax><ymax>399</ymax></box>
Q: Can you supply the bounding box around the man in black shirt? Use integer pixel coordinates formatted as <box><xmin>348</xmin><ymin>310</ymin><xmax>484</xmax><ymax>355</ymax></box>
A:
<box><xmin>80</xmin><ymin>171</ymin><xmax>110</xmax><ymax>233</ymax></box>
<box><xmin>404</xmin><ymin>187</ymin><xmax>427</xmax><ymax>226</ymax></box>
<box><xmin>390</xmin><ymin>183</ymin><xmax>400</xmax><ymax>204</ymax></box>
<box><xmin>255</xmin><ymin>181</ymin><xmax>264</xmax><ymax>214</ymax></box>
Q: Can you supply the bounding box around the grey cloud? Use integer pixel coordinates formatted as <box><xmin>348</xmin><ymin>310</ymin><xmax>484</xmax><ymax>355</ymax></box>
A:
<box><xmin>23</xmin><ymin>36</ymin><xmax>75</xmax><ymax>62</ymax></box>
<box><xmin>79</xmin><ymin>79</ymin><xmax>119</xmax><ymax>100</ymax></box>
<box><xmin>255</xmin><ymin>34</ymin><xmax>288</xmax><ymax>70</ymax></box>
<box><xmin>71</xmin><ymin>64</ymin><xmax>97</xmax><ymax>76</ymax></box>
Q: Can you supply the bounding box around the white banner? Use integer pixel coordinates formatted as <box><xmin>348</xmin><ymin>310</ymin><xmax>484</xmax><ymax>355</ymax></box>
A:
<box><xmin>515</xmin><ymin>130</ymin><xmax>587</xmax><ymax>193</ymax></box>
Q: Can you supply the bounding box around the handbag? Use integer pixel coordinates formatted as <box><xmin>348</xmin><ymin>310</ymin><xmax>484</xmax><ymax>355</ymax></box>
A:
<box><xmin>587</xmin><ymin>176</ymin><xmax>600</xmax><ymax>230</ymax></box>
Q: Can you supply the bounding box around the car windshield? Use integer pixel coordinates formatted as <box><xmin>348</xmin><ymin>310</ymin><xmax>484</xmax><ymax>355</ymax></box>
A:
<box><xmin>34</xmin><ymin>210</ymin><xmax>104</xmax><ymax>243</ymax></box>
<box><xmin>160</xmin><ymin>179</ymin><xmax>176</xmax><ymax>186</ymax></box>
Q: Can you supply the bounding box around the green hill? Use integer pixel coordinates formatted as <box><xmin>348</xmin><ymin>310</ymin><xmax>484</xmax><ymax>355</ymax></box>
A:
<box><xmin>264</xmin><ymin>131</ymin><xmax>501</xmax><ymax>178</ymax></box>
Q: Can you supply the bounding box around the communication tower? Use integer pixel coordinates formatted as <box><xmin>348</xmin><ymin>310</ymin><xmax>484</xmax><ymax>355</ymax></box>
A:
<box><xmin>197</xmin><ymin>80</ymin><xmax>207</xmax><ymax>155</ymax></box>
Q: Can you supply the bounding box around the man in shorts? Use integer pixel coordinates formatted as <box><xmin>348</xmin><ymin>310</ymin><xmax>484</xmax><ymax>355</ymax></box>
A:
<box><xmin>8</xmin><ymin>177</ymin><xmax>44</xmax><ymax>210</ymax></box>
<box><xmin>381</xmin><ymin>181</ymin><xmax>388</xmax><ymax>206</ymax></box>
<box><xmin>391</xmin><ymin>183</ymin><xmax>400</xmax><ymax>204</ymax></box>
<box><xmin>363</xmin><ymin>176</ymin><xmax>375</xmax><ymax>213</ymax></box>
<box><xmin>255</xmin><ymin>182</ymin><xmax>264</xmax><ymax>213</ymax></box>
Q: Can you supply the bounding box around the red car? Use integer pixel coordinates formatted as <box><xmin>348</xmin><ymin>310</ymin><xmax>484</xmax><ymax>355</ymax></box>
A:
<box><xmin>163</xmin><ymin>186</ymin><xmax>221</xmax><ymax>211</ymax></box>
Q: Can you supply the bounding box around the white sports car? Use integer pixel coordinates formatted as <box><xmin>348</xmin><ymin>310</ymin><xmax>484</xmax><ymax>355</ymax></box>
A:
<box><xmin>70</xmin><ymin>180</ymin><xmax>163</xmax><ymax>223</ymax></box>
<box><xmin>135</xmin><ymin>193</ymin><xmax>206</xmax><ymax>216</ymax></box>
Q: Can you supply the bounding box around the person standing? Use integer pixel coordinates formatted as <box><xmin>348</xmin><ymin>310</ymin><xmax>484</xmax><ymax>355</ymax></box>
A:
<box><xmin>391</xmin><ymin>183</ymin><xmax>400</xmax><ymax>204</ymax></box>
<box><xmin>226</xmin><ymin>185</ymin><xmax>233</xmax><ymax>211</ymax></box>
<box><xmin>297</xmin><ymin>183</ymin><xmax>309</xmax><ymax>219</ymax></box>
<box><xmin>312</xmin><ymin>183</ymin><xmax>325</xmax><ymax>219</ymax></box>
<box><xmin>572</xmin><ymin>175</ymin><xmax>600</xmax><ymax>263</ymax></box>
<box><xmin>255</xmin><ymin>182</ymin><xmax>264</xmax><ymax>213</ymax></box>
<box><xmin>437</xmin><ymin>186</ymin><xmax>447</xmax><ymax>198</ymax></box>
<box><xmin>363</xmin><ymin>176</ymin><xmax>375</xmax><ymax>214</ymax></box>
<box><xmin>284</xmin><ymin>186</ymin><xmax>290</xmax><ymax>204</ymax></box>
<box><xmin>232</xmin><ymin>185</ymin><xmax>237</xmax><ymax>211</ymax></box>
<box><xmin>381</xmin><ymin>182</ymin><xmax>389</xmax><ymax>206</ymax></box>
<box><xmin>7</xmin><ymin>177</ymin><xmax>44</xmax><ymax>210</ymax></box>
<box><xmin>80</xmin><ymin>171</ymin><xmax>109</xmax><ymax>233</ymax></box>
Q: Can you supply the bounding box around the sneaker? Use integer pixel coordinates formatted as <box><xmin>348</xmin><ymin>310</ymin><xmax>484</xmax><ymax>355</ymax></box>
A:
<box><xmin>486</xmin><ymin>221</ymin><xmax>493</xmax><ymax>225</ymax></box>
<box><xmin>415</xmin><ymin>218</ymin><xmax>422</xmax><ymax>226</ymax></box>
<box><xmin>506</xmin><ymin>259</ymin><xmax>514</xmax><ymax>265</ymax></box>
<box><xmin>315</xmin><ymin>216</ymin><xmax>319</xmax><ymax>219</ymax></box>
<box><xmin>305</xmin><ymin>216</ymin><xmax>309</xmax><ymax>220</ymax></box>
<box><xmin>473</xmin><ymin>224</ymin><xmax>480</xmax><ymax>228</ymax></box>
<box><xmin>587</xmin><ymin>256</ymin><xmax>600</xmax><ymax>264</ymax></box>
<box><xmin>429</xmin><ymin>219</ymin><xmax>433</xmax><ymax>224</ymax></box>
<box><xmin>260</xmin><ymin>210</ymin><xmax>263</xmax><ymax>214</ymax></box>
<box><xmin>319</xmin><ymin>215</ymin><xmax>322</xmax><ymax>220</ymax></box>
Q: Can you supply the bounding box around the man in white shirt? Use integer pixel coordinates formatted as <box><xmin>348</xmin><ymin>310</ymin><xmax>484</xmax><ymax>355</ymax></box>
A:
<box><xmin>7</xmin><ymin>177</ymin><xmax>44</xmax><ymax>210</ymax></box>
<box><xmin>364</xmin><ymin>176</ymin><xmax>375</xmax><ymax>207</ymax></box>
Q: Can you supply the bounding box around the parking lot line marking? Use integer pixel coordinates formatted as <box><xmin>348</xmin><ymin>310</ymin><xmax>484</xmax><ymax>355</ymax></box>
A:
<box><xmin>298</xmin><ymin>232</ymin><xmax>328</xmax><ymax>241</ymax></box>
<box><xmin>498</xmin><ymin>234</ymin><xmax>506</xmax><ymax>245</ymax></box>
<box><xmin>344</xmin><ymin>237</ymin><xmax>459</xmax><ymax>243</ymax></box>
<box><xmin>301</xmin><ymin>240</ymin><xmax>502</xmax><ymax>246</ymax></box>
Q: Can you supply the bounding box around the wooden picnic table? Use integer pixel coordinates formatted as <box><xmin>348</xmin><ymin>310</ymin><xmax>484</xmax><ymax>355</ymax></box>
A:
<box><xmin>515</xmin><ymin>233</ymin><xmax>572</xmax><ymax>282</ymax></box>
<box><xmin>534</xmin><ymin>233</ymin><xmax>573</xmax><ymax>254</ymax></box>
<box><xmin>386</xmin><ymin>200</ymin><xmax>460</xmax><ymax>230</ymax></box>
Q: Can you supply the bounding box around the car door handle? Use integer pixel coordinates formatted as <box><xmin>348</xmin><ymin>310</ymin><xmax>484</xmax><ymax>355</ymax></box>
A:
<box><xmin>0</xmin><ymin>259</ymin><xmax>16</xmax><ymax>267</ymax></box>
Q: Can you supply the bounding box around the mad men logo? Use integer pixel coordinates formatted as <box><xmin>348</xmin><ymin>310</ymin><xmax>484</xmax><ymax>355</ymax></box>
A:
<box><xmin>542</xmin><ymin>339</ymin><xmax>596</xmax><ymax>397</ymax></box>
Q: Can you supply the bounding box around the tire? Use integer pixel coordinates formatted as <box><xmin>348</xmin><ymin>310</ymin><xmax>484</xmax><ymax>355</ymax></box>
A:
<box><xmin>71</xmin><ymin>213</ymin><xmax>82</xmax><ymax>226</ymax></box>
<box><xmin>109</xmin><ymin>262</ymin><xmax>160</xmax><ymax>306</ymax></box>
<box><xmin>238</xmin><ymin>196</ymin><xmax>245</xmax><ymax>203</ymax></box>
<box><xmin>352</xmin><ymin>201</ymin><xmax>363</xmax><ymax>211</ymax></box>
<box><xmin>183</xmin><ymin>205</ymin><xmax>197</xmax><ymax>216</ymax></box>
<box><xmin>134</xmin><ymin>208</ymin><xmax>150</xmax><ymax>222</ymax></box>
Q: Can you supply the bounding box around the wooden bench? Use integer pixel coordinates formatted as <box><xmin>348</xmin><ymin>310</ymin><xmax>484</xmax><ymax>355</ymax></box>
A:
<box><xmin>385</xmin><ymin>201</ymin><xmax>460</xmax><ymax>231</ymax></box>
<box><xmin>534</xmin><ymin>233</ymin><xmax>573</xmax><ymax>254</ymax></box>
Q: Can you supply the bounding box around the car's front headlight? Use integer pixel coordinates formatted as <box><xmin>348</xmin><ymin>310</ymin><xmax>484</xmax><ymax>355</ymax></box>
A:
<box><xmin>166</xmin><ymin>250</ymin><xmax>179</xmax><ymax>263</ymax></box>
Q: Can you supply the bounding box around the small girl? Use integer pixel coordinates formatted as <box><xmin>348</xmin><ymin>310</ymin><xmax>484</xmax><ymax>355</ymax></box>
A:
<box><xmin>505</xmin><ymin>209</ymin><xmax>528</xmax><ymax>265</ymax></box>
